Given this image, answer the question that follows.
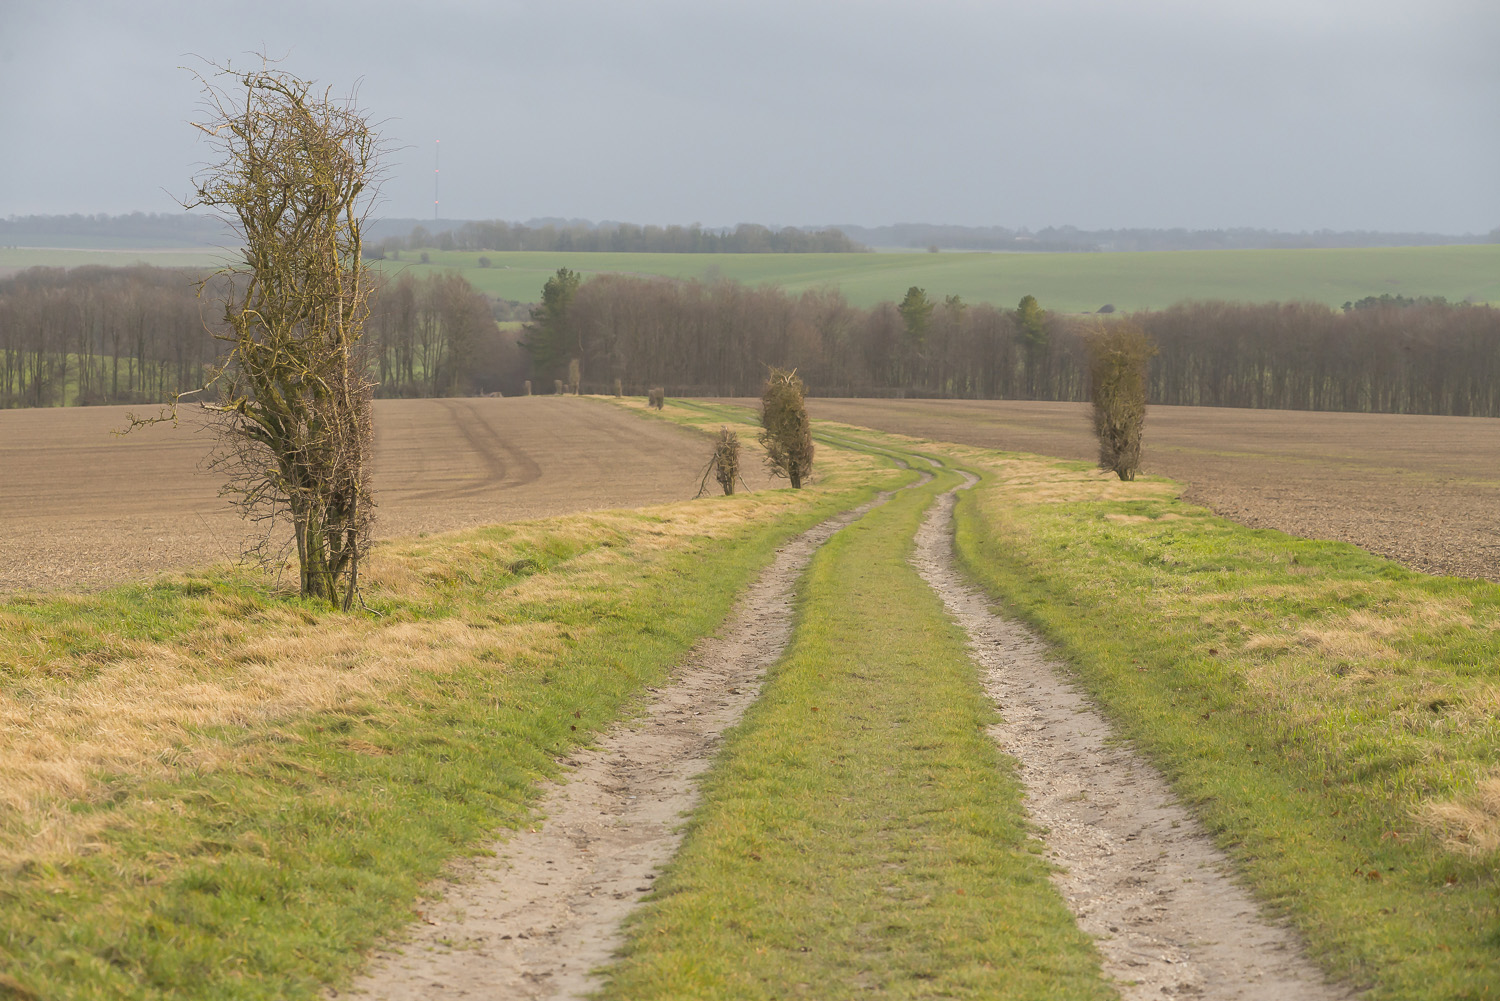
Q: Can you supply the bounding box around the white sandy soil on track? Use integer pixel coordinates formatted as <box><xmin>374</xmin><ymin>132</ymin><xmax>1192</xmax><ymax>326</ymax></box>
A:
<box><xmin>339</xmin><ymin>498</ymin><xmax>882</xmax><ymax>1000</ymax></box>
<box><xmin>911</xmin><ymin>474</ymin><xmax>1353</xmax><ymax>1001</ymax></box>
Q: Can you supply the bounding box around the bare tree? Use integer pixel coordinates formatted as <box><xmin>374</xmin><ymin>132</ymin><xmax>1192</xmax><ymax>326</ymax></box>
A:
<box><xmin>696</xmin><ymin>426</ymin><xmax>744</xmax><ymax>497</ymax></box>
<box><xmin>166</xmin><ymin>60</ymin><xmax>381</xmax><ymax>608</ymax></box>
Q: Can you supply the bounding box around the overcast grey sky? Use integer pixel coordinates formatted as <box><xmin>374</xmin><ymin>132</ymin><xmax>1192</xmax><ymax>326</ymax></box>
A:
<box><xmin>1</xmin><ymin>0</ymin><xmax>1495</xmax><ymax>232</ymax></box>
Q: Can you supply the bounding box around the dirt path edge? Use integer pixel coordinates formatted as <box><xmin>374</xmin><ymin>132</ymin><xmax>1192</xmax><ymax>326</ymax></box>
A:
<box><xmin>338</xmin><ymin>496</ymin><xmax>884</xmax><ymax>1000</ymax></box>
<box><xmin>911</xmin><ymin>474</ymin><xmax>1355</xmax><ymax>1001</ymax></box>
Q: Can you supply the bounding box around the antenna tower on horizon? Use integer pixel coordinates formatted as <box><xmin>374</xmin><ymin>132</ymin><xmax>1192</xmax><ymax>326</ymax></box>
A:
<box><xmin>433</xmin><ymin>139</ymin><xmax>440</xmax><ymax>221</ymax></box>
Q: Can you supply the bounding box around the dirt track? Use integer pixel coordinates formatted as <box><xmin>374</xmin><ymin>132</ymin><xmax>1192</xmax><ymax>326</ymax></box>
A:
<box><xmin>796</xmin><ymin>398</ymin><xmax>1500</xmax><ymax>583</ymax></box>
<box><xmin>914</xmin><ymin>477</ymin><xmax>1349</xmax><ymax>1001</ymax></box>
<box><xmin>343</xmin><ymin>495</ymin><xmax>882</xmax><ymax>1000</ymax></box>
<box><xmin>0</xmin><ymin>397</ymin><xmax>732</xmax><ymax>593</ymax></box>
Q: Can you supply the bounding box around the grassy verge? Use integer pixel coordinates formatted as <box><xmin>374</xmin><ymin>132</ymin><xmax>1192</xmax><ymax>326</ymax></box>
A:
<box><xmin>0</xmin><ymin>449</ymin><xmax>893</xmax><ymax>999</ymax></box>
<box><xmin>944</xmin><ymin>447</ymin><xmax>1500</xmax><ymax>1000</ymax></box>
<box><xmin>599</xmin><ymin>460</ymin><xmax>1113</xmax><ymax>999</ymax></box>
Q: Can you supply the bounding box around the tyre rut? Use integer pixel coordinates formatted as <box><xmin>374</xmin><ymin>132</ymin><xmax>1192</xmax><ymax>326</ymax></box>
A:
<box><xmin>910</xmin><ymin>471</ymin><xmax>1354</xmax><ymax>1001</ymax></box>
<box><xmin>341</xmin><ymin>492</ymin><xmax>894</xmax><ymax>1000</ymax></box>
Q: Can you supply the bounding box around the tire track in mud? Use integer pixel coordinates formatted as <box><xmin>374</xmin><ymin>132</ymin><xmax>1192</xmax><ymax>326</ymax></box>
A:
<box><xmin>405</xmin><ymin>399</ymin><xmax>544</xmax><ymax>503</ymax></box>
<box><xmin>341</xmin><ymin>494</ymin><xmax>891</xmax><ymax>1000</ymax></box>
<box><xmin>910</xmin><ymin>471</ymin><xmax>1353</xmax><ymax>1001</ymax></box>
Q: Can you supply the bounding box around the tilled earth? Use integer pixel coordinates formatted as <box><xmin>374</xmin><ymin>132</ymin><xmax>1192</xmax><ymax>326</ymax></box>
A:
<box><xmin>0</xmin><ymin>397</ymin><xmax>746</xmax><ymax>592</ymax></box>
<box><xmin>795</xmin><ymin>398</ymin><xmax>1500</xmax><ymax>583</ymax></box>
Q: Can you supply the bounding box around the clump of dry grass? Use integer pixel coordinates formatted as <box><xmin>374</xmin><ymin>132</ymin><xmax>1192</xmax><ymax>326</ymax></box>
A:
<box><xmin>1422</xmin><ymin>773</ymin><xmax>1500</xmax><ymax>857</ymax></box>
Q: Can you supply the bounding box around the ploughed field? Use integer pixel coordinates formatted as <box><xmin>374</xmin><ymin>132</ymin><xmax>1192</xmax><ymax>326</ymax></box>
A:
<box><xmin>9</xmin><ymin>394</ymin><xmax>1496</xmax><ymax>592</ymax></box>
<box><xmin>0</xmin><ymin>397</ymin><xmax>740</xmax><ymax>592</ymax></box>
<box><xmin>794</xmin><ymin>398</ymin><xmax>1500</xmax><ymax>583</ymax></box>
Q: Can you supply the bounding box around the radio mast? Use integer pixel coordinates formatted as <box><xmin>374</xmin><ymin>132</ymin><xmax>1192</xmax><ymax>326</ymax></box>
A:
<box><xmin>433</xmin><ymin>139</ymin><xmax>440</xmax><ymax>221</ymax></box>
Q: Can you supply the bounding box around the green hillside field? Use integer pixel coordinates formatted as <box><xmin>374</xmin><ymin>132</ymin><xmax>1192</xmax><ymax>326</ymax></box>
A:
<box><xmin>4</xmin><ymin>244</ymin><xmax>1497</xmax><ymax>313</ymax></box>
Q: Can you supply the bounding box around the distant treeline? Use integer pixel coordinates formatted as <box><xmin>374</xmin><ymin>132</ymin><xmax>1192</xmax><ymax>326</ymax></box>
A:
<box><xmin>11</xmin><ymin>213</ymin><xmax>1496</xmax><ymax>254</ymax></box>
<box><xmin>836</xmin><ymin>222</ymin><xmax>1500</xmax><ymax>253</ymax></box>
<box><xmin>370</xmin><ymin>220</ymin><xmax>867</xmax><ymax>256</ymax></box>
<box><xmin>521</xmin><ymin>273</ymin><xmax>1500</xmax><ymax>416</ymax></box>
<box><xmin>7</xmin><ymin>263</ymin><xmax>1500</xmax><ymax>418</ymax></box>
<box><xmin>0</xmin><ymin>265</ymin><xmax>225</xmax><ymax>407</ymax></box>
<box><xmin>367</xmin><ymin>271</ymin><xmax>526</xmax><ymax>398</ymax></box>
<box><xmin>0</xmin><ymin>266</ymin><xmax>526</xmax><ymax>408</ymax></box>
<box><xmin>0</xmin><ymin>214</ymin><xmax>866</xmax><ymax>254</ymax></box>
<box><xmin>0</xmin><ymin>213</ymin><xmax>233</xmax><ymax>249</ymax></box>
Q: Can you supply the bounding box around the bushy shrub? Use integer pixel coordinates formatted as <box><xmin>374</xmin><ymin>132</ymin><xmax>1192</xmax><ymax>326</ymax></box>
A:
<box><xmin>759</xmin><ymin>368</ymin><xmax>814</xmax><ymax>488</ymax></box>
<box><xmin>1086</xmin><ymin>320</ymin><xmax>1156</xmax><ymax>481</ymax></box>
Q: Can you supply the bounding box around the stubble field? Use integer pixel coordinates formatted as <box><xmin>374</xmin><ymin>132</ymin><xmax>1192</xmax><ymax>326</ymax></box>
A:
<box><xmin>745</xmin><ymin>397</ymin><xmax>1498</xmax><ymax>583</ymax></box>
<box><xmin>0</xmin><ymin>396</ymin><xmax>748</xmax><ymax>592</ymax></box>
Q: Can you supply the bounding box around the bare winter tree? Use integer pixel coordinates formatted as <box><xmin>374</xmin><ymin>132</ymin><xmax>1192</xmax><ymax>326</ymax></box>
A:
<box><xmin>696</xmin><ymin>425</ymin><xmax>745</xmax><ymax>497</ymax></box>
<box><xmin>170</xmin><ymin>60</ymin><xmax>381</xmax><ymax>608</ymax></box>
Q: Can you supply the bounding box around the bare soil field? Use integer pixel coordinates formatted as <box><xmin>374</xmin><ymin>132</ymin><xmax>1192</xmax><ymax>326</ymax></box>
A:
<box><xmin>0</xmin><ymin>397</ymin><xmax>736</xmax><ymax>592</ymax></box>
<box><xmin>792</xmin><ymin>398</ymin><xmax>1500</xmax><ymax>582</ymax></box>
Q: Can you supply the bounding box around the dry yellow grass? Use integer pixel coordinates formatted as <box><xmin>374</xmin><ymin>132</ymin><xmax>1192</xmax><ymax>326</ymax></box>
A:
<box><xmin>937</xmin><ymin>440</ymin><xmax>1500</xmax><ymax>867</ymax></box>
<box><xmin>614</xmin><ymin>398</ymin><xmax>878</xmax><ymax>486</ymax></box>
<box><xmin>1423</xmin><ymin>773</ymin><xmax>1500</xmax><ymax>856</ymax></box>
<box><xmin>0</xmin><ymin>462</ymin><xmax>883</xmax><ymax>870</ymax></box>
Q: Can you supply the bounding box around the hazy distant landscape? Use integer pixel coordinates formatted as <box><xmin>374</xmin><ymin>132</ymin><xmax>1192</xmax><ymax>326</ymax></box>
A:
<box><xmin>5</xmin><ymin>240</ymin><xmax>1498</xmax><ymax>313</ymax></box>
<box><xmin>6</xmin><ymin>2</ymin><xmax>1500</xmax><ymax>998</ymax></box>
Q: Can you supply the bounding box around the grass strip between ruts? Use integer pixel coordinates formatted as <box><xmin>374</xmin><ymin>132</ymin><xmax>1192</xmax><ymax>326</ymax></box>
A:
<box><xmin>599</xmin><ymin>463</ymin><xmax>1113</xmax><ymax>999</ymax></box>
<box><xmin>0</xmin><ymin>459</ymin><xmax>891</xmax><ymax>1000</ymax></box>
<box><xmin>949</xmin><ymin>449</ymin><xmax>1500</xmax><ymax>1001</ymax></box>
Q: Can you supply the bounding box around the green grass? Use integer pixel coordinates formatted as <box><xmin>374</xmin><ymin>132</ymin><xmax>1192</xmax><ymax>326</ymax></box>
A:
<box><xmin>383</xmin><ymin>244</ymin><xmax>1500</xmax><ymax>311</ymax></box>
<box><xmin>7</xmin><ymin>244</ymin><xmax>1498</xmax><ymax>312</ymax></box>
<box><xmin>0</xmin><ymin>463</ymin><xmax>893</xmax><ymax>999</ymax></box>
<box><xmin>946</xmin><ymin>449</ymin><xmax>1500</xmax><ymax>1000</ymax></box>
<box><xmin>598</xmin><ymin>459</ymin><xmax>1113</xmax><ymax>1000</ymax></box>
<box><xmin>10</xmin><ymin>397</ymin><xmax>1500</xmax><ymax>999</ymax></box>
